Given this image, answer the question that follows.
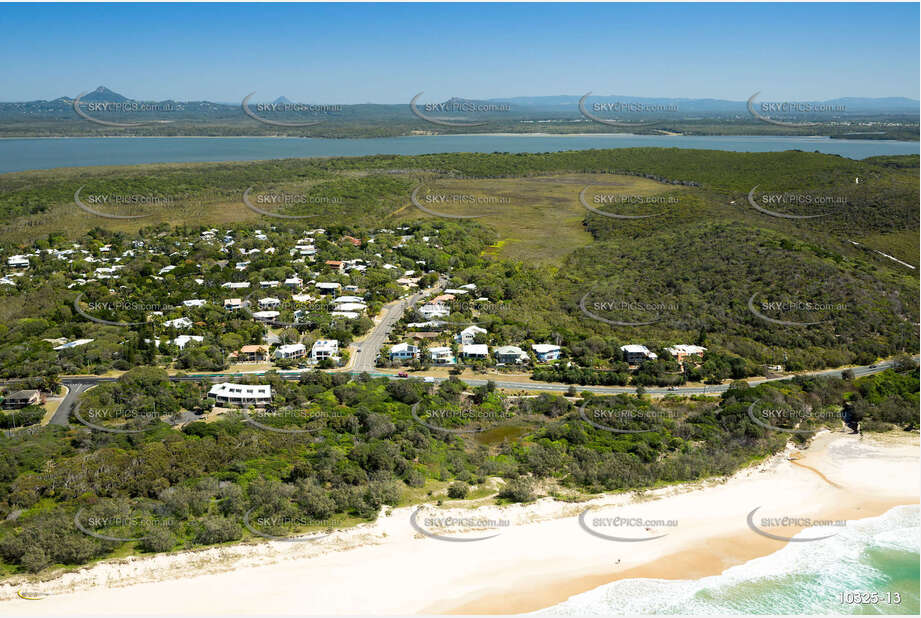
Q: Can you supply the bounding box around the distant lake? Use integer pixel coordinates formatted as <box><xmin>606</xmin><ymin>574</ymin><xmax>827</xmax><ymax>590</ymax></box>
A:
<box><xmin>0</xmin><ymin>134</ymin><xmax>917</xmax><ymax>174</ymax></box>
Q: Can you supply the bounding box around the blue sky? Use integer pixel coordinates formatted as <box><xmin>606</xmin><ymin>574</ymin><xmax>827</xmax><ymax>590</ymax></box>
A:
<box><xmin>0</xmin><ymin>3</ymin><xmax>918</xmax><ymax>102</ymax></box>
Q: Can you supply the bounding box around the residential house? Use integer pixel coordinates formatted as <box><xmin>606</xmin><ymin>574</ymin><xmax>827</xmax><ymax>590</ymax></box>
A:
<box><xmin>331</xmin><ymin>311</ymin><xmax>360</xmax><ymax>319</ymax></box>
<box><xmin>253</xmin><ymin>310</ymin><xmax>280</xmax><ymax>322</ymax></box>
<box><xmin>389</xmin><ymin>342</ymin><xmax>419</xmax><ymax>361</ymax></box>
<box><xmin>208</xmin><ymin>383</ymin><xmax>272</xmax><ymax>407</ymax></box>
<box><xmin>419</xmin><ymin>303</ymin><xmax>450</xmax><ymax>319</ymax></box>
<box><xmin>495</xmin><ymin>345</ymin><xmax>528</xmax><ymax>365</ymax></box>
<box><xmin>332</xmin><ymin>303</ymin><xmax>366</xmax><ymax>313</ymax></box>
<box><xmin>428</xmin><ymin>346</ymin><xmax>456</xmax><ymax>365</ymax></box>
<box><xmin>172</xmin><ymin>335</ymin><xmax>204</xmax><ymax>350</ymax></box>
<box><xmin>311</xmin><ymin>339</ymin><xmax>340</xmax><ymax>361</ymax></box>
<box><xmin>665</xmin><ymin>345</ymin><xmax>707</xmax><ymax>363</ymax></box>
<box><xmin>258</xmin><ymin>297</ymin><xmax>281</xmax><ymax>309</ymax></box>
<box><xmin>163</xmin><ymin>317</ymin><xmax>193</xmax><ymax>329</ymax></box>
<box><xmin>331</xmin><ymin>295</ymin><xmax>364</xmax><ymax>305</ymax></box>
<box><xmin>224</xmin><ymin>298</ymin><xmax>243</xmax><ymax>311</ymax></box>
<box><xmin>53</xmin><ymin>338</ymin><xmax>93</xmax><ymax>350</ymax></box>
<box><xmin>315</xmin><ymin>282</ymin><xmax>340</xmax><ymax>294</ymax></box>
<box><xmin>408</xmin><ymin>331</ymin><xmax>441</xmax><ymax>340</ymax></box>
<box><xmin>274</xmin><ymin>343</ymin><xmax>307</xmax><ymax>360</ymax></box>
<box><xmin>456</xmin><ymin>325</ymin><xmax>487</xmax><ymax>345</ymax></box>
<box><xmin>238</xmin><ymin>345</ymin><xmax>268</xmax><ymax>362</ymax></box>
<box><xmin>2</xmin><ymin>389</ymin><xmax>43</xmax><ymax>409</ymax></box>
<box><xmin>461</xmin><ymin>344</ymin><xmax>489</xmax><ymax>359</ymax></box>
<box><xmin>621</xmin><ymin>344</ymin><xmax>657</xmax><ymax>365</ymax></box>
<box><xmin>532</xmin><ymin>344</ymin><xmax>562</xmax><ymax>363</ymax></box>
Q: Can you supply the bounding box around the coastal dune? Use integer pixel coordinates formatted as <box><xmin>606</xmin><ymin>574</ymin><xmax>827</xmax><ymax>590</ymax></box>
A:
<box><xmin>1</xmin><ymin>430</ymin><xmax>917</xmax><ymax>615</ymax></box>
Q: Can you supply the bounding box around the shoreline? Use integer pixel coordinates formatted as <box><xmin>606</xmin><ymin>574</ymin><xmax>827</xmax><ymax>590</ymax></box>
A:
<box><xmin>439</xmin><ymin>499</ymin><xmax>908</xmax><ymax>615</ymax></box>
<box><xmin>1</xmin><ymin>431</ymin><xmax>917</xmax><ymax>615</ymax></box>
<box><xmin>1</xmin><ymin>133</ymin><xmax>915</xmax><ymax>142</ymax></box>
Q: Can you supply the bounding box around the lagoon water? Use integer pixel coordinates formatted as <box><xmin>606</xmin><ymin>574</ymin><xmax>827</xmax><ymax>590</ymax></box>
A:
<box><xmin>537</xmin><ymin>505</ymin><xmax>920</xmax><ymax>616</ymax></box>
<box><xmin>1</xmin><ymin>134</ymin><xmax>918</xmax><ymax>174</ymax></box>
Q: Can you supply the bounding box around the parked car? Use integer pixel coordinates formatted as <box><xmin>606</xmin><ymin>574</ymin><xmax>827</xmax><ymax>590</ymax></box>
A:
<box><xmin>423</xmin><ymin>377</ymin><xmax>436</xmax><ymax>383</ymax></box>
<box><xmin>397</xmin><ymin>371</ymin><xmax>408</xmax><ymax>378</ymax></box>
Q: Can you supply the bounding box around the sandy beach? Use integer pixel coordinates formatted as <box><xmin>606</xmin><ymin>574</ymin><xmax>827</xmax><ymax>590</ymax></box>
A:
<box><xmin>1</xmin><ymin>430</ymin><xmax>917</xmax><ymax>615</ymax></box>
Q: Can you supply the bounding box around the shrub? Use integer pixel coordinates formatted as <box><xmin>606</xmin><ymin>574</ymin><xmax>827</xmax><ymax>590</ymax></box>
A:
<box><xmin>498</xmin><ymin>477</ymin><xmax>534</xmax><ymax>503</ymax></box>
<box><xmin>447</xmin><ymin>481</ymin><xmax>468</xmax><ymax>499</ymax></box>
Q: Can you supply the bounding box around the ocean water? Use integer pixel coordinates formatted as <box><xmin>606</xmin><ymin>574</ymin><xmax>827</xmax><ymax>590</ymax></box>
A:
<box><xmin>537</xmin><ymin>505</ymin><xmax>920</xmax><ymax>615</ymax></box>
<box><xmin>0</xmin><ymin>134</ymin><xmax>918</xmax><ymax>174</ymax></box>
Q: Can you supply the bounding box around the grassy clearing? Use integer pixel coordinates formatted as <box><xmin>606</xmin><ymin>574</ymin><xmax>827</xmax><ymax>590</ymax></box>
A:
<box><xmin>857</xmin><ymin>230</ymin><xmax>919</xmax><ymax>268</ymax></box>
<box><xmin>394</xmin><ymin>174</ymin><xmax>692</xmax><ymax>265</ymax></box>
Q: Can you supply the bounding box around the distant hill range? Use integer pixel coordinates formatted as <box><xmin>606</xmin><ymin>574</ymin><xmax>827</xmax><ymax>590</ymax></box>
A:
<box><xmin>485</xmin><ymin>94</ymin><xmax>920</xmax><ymax>114</ymax></box>
<box><xmin>0</xmin><ymin>86</ymin><xmax>916</xmax><ymax>140</ymax></box>
<box><xmin>5</xmin><ymin>86</ymin><xmax>917</xmax><ymax>114</ymax></box>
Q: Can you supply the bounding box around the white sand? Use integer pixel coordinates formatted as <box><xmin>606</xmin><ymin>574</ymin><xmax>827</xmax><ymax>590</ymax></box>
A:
<box><xmin>1</xmin><ymin>430</ymin><xmax>917</xmax><ymax>615</ymax></box>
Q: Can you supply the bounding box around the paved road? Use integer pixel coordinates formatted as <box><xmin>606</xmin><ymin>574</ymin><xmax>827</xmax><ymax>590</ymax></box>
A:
<box><xmin>50</xmin><ymin>382</ymin><xmax>92</xmax><ymax>425</ymax></box>
<box><xmin>55</xmin><ymin>357</ymin><xmax>908</xmax><ymax>394</ymax></box>
<box><xmin>342</xmin><ymin>357</ymin><xmax>906</xmax><ymax>395</ymax></box>
<box><xmin>7</xmin><ymin>357</ymin><xmax>913</xmax><ymax>427</ymax></box>
<box><xmin>348</xmin><ymin>279</ymin><xmax>444</xmax><ymax>373</ymax></box>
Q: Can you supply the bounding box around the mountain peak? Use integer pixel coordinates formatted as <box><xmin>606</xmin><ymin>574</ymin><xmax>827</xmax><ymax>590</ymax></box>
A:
<box><xmin>79</xmin><ymin>86</ymin><xmax>129</xmax><ymax>102</ymax></box>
